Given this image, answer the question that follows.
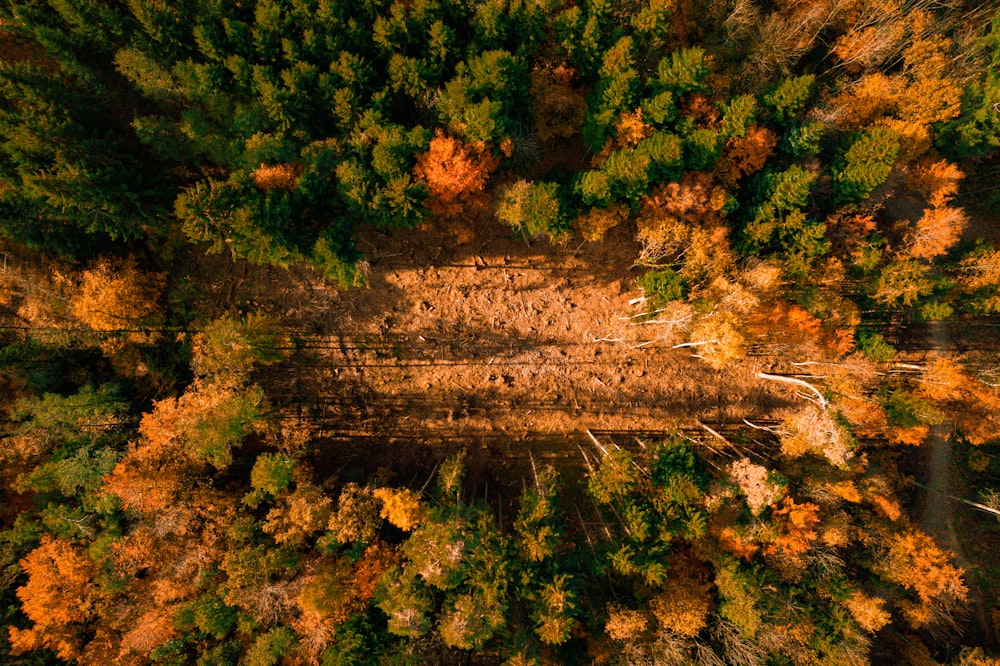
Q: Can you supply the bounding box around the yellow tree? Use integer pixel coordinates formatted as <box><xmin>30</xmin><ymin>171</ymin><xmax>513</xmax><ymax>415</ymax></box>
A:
<box><xmin>70</xmin><ymin>257</ymin><xmax>166</xmax><ymax>337</ymax></box>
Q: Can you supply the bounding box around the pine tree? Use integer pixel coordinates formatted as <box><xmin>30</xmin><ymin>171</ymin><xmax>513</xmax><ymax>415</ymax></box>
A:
<box><xmin>833</xmin><ymin>126</ymin><xmax>900</xmax><ymax>204</ymax></box>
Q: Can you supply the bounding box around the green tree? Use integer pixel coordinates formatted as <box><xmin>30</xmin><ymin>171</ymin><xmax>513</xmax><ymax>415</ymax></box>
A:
<box><xmin>833</xmin><ymin>126</ymin><xmax>900</xmax><ymax>204</ymax></box>
<box><xmin>763</xmin><ymin>75</ymin><xmax>815</xmax><ymax>125</ymax></box>
<box><xmin>244</xmin><ymin>626</ymin><xmax>296</xmax><ymax>666</ymax></box>
<box><xmin>655</xmin><ymin>47</ymin><xmax>709</xmax><ymax>96</ymax></box>
<box><xmin>496</xmin><ymin>180</ymin><xmax>566</xmax><ymax>240</ymax></box>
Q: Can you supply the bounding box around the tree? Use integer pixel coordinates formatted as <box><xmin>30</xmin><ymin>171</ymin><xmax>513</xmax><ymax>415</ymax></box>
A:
<box><xmin>530</xmin><ymin>65</ymin><xmax>587</xmax><ymax>141</ymax></box>
<box><xmin>727</xmin><ymin>458</ymin><xmax>784</xmax><ymax>517</ymax></box>
<box><xmin>8</xmin><ymin>537</ymin><xmax>96</xmax><ymax>660</ymax></box>
<box><xmin>495</xmin><ymin>180</ymin><xmax>566</xmax><ymax>240</ymax></box>
<box><xmin>326</xmin><ymin>483</ymin><xmax>382</xmax><ymax>545</ymax></box>
<box><xmin>902</xmin><ymin>206</ymin><xmax>967</xmax><ymax>261</ymax></box>
<box><xmin>635</xmin><ymin>172</ymin><xmax>731</xmax><ymax>275</ymax></box>
<box><xmin>655</xmin><ymin>47</ymin><xmax>709</xmax><ymax>96</ymax></box>
<box><xmin>878</xmin><ymin>528</ymin><xmax>967</xmax><ymax>629</ymax></box>
<box><xmin>373</xmin><ymin>487</ymin><xmax>424</xmax><ymax>531</ymax></box>
<box><xmin>70</xmin><ymin>257</ymin><xmax>166</xmax><ymax>336</ymax></box>
<box><xmin>716</xmin><ymin>126</ymin><xmax>778</xmax><ymax>187</ymax></box>
<box><xmin>413</xmin><ymin>131</ymin><xmax>498</xmax><ymax>220</ymax></box>
<box><xmin>833</xmin><ymin>126</ymin><xmax>900</xmax><ymax>204</ymax></box>
<box><xmin>191</xmin><ymin>313</ymin><xmax>287</xmax><ymax>386</ymax></box>
<box><xmin>871</xmin><ymin>259</ymin><xmax>933</xmax><ymax>307</ymax></box>
<box><xmin>763</xmin><ymin>75</ymin><xmax>815</xmax><ymax>125</ymax></box>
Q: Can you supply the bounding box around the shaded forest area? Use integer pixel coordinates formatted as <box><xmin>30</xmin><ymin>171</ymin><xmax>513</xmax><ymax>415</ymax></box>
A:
<box><xmin>3</xmin><ymin>0</ymin><xmax>1000</xmax><ymax>664</ymax></box>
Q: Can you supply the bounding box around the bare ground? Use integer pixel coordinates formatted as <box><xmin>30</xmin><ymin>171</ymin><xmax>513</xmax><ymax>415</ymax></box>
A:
<box><xmin>183</xmin><ymin>219</ymin><xmax>800</xmax><ymax>456</ymax></box>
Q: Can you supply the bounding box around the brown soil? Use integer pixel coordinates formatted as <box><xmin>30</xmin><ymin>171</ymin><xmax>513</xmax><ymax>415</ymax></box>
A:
<box><xmin>185</xmin><ymin>218</ymin><xmax>799</xmax><ymax>455</ymax></box>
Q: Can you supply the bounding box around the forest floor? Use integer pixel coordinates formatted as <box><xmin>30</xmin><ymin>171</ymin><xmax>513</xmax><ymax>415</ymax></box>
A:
<box><xmin>183</xmin><ymin>217</ymin><xmax>801</xmax><ymax>481</ymax></box>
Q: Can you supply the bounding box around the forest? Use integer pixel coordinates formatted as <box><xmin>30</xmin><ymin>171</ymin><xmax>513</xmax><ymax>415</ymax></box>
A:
<box><xmin>2</xmin><ymin>0</ymin><xmax>1000</xmax><ymax>664</ymax></box>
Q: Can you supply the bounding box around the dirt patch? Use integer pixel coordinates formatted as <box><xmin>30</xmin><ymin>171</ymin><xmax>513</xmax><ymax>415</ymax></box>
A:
<box><xmin>181</xmin><ymin>219</ymin><xmax>804</xmax><ymax>468</ymax></box>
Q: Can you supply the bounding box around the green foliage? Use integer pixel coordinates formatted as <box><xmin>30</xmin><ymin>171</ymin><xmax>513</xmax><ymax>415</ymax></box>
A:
<box><xmin>375</xmin><ymin>568</ymin><xmax>433</xmax><ymax>638</ymax></box>
<box><xmin>600</xmin><ymin>148</ymin><xmax>651</xmax><ymax>201</ymax></box>
<box><xmin>641</xmin><ymin>91</ymin><xmax>676</xmax><ymax>126</ymax></box>
<box><xmin>651</xmin><ymin>437</ymin><xmax>706</xmax><ymax>491</ymax></box>
<box><xmin>531</xmin><ymin>574</ymin><xmax>577</xmax><ymax>645</ymax></box>
<box><xmin>514</xmin><ymin>466</ymin><xmax>560</xmax><ymax>563</ymax></box>
<box><xmin>244</xmin><ymin>626</ymin><xmax>296</xmax><ymax>666</ymax></box>
<box><xmin>175</xmin><ymin>593</ymin><xmax>238</xmax><ymax>640</ymax></box>
<box><xmin>720</xmin><ymin>95</ymin><xmax>757</xmax><ymax>138</ymax></box>
<box><xmin>10</xmin><ymin>383</ymin><xmax>128</xmax><ymax>453</ymax></box>
<box><xmin>588</xmin><ymin>449</ymin><xmax>638</xmax><ymax>504</ymax></box>
<box><xmin>637</xmin><ymin>130</ymin><xmax>684</xmax><ymax>181</ymax></box>
<box><xmin>938</xmin><ymin>13</ymin><xmax>1000</xmax><ymax>159</ymax></box>
<box><xmin>13</xmin><ymin>445</ymin><xmax>120</xmax><ymax>505</ymax></box>
<box><xmin>856</xmin><ymin>331</ymin><xmax>897</xmax><ymax>362</ymax></box>
<box><xmin>763</xmin><ymin>75</ymin><xmax>815</xmax><ymax>125</ymax></box>
<box><xmin>656</xmin><ymin>47</ymin><xmax>709</xmax><ymax>95</ymax></box>
<box><xmin>715</xmin><ymin>559</ymin><xmax>762</xmax><ymax>635</ymax></box>
<box><xmin>637</xmin><ymin>269</ymin><xmax>685</xmax><ymax>310</ymax></box>
<box><xmin>871</xmin><ymin>259</ymin><xmax>934</xmax><ymax>307</ymax></box>
<box><xmin>783</xmin><ymin>120</ymin><xmax>825</xmax><ymax>157</ymax></box>
<box><xmin>582</xmin><ymin>37</ymin><xmax>641</xmax><ymax>151</ymax></box>
<box><xmin>683</xmin><ymin>128</ymin><xmax>722</xmax><ymax>170</ymax></box>
<box><xmin>741</xmin><ymin>165</ymin><xmax>822</xmax><ymax>265</ymax></box>
<box><xmin>918</xmin><ymin>301</ymin><xmax>954</xmax><ymax>321</ymax></box>
<box><xmin>249</xmin><ymin>453</ymin><xmax>295</xmax><ymax>496</ymax></box>
<box><xmin>496</xmin><ymin>180</ymin><xmax>567</xmax><ymax>239</ymax></box>
<box><xmin>192</xmin><ymin>314</ymin><xmax>286</xmax><ymax>383</ymax></box>
<box><xmin>438</xmin><ymin>50</ymin><xmax>527</xmax><ymax>144</ymax></box>
<box><xmin>188</xmin><ymin>386</ymin><xmax>264</xmax><ymax>469</ymax></box>
<box><xmin>833</xmin><ymin>126</ymin><xmax>900</xmax><ymax>204</ymax></box>
<box><xmin>882</xmin><ymin>390</ymin><xmax>945</xmax><ymax>428</ymax></box>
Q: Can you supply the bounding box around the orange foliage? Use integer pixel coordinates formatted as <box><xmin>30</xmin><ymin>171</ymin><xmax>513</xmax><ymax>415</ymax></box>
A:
<box><xmin>871</xmin><ymin>495</ymin><xmax>901</xmax><ymax>521</ymax></box>
<box><xmin>251</xmin><ymin>163</ymin><xmax>301</xmax><ymax>191</ymax></box>
<box><xmin>829</xmin><ymin>73</ymin><xmax>902</xmax><ymax>129</ymax></box>
<box><xmin>917</xmin><ymin>358</ymin><xmax>966</xmax><ymax>403</ymax></box>
<box><xmin>907</xmin><ymin>159</ymin><xmax>963</xmax><ymax>208</ymax></box>
<box><xmin>719</xmin><ymin>527</ymin><xmax>760</xmax><ymax>559</ymax></box>
<box><xmin>844</xmin><ymin>591</ymin><xmax>891</xmax><ymax>632</ymax></box>
<box><xmin>832</xmin><ymin>16</ymin><xmax>908</xmax><ymax>73</ymax></box>
<box><xmin>767</xmin><ymin>303</ymin><xmax>821</xmax><ymax>336</ymax></box>
<box><xmin>119</xmin><ymin>607</ymin><xmax>178</xmax><ymax>657</ymax></box>
<box><xmin>680</xmin><ymin>94</ymin><xmax>719</xmax><ymax>128</ymax></box>
<box><xmin>530</xmin><ymin>65</ymin><xmax>587</xmax><ymax>142</ymax></box>
<box><xmin>716</xmin><ymin>126</ymin><xmax>778</xmax><ymax>187</ymax></box>
<box><xmin>903</xmin><ymin>206</ymin><xmax>967</xmax><ymax>261</ymax></box>
<box><xmin>414</xmin><ymin>131</ymin><xmax>498</xmax><ymax>219</ymax></box>
<box><xmin>882</xmin><ymin>529</ymin><xmax>967</xmax><ymax>606</ymax></box>
<box><xmin>828</xmin><ymin>212</ymin><xmax>877</xmax><ymax>257</ymax></box>
<box><xmin>636</xmin><ymin>172</ymin><xmax>731</xmax><ymax>275</ymax></box>
<box><xmin>605</xmin><ymin>606</ymin><xmax>648</xmax><ymax>640</ymax></box>
<box><xmin>826</xmin><ymin>481</ymin><xmax>862</xmax><ymax>503</ymax></box>
<box><xmin>9</xmin><ymin>537</ymin><xmax>96</xmax><ymax>660</ymax></box>
<box><xmin>890</xmin><ymin>424</ymin><xmax>929</xmax><ymax>446</ymax></box>
<box><xmin>766</xmin><ymin>498</ymin><xmax>819</xmax><ymax>556</ymax></box>
<box><xmin>70</xmin><ymin>257</ymin><xmax>166</xmax><ymax>337</ymax></box>
<box><xmin>373</xmin><ymin>487</ymin><xmax>425</xmax><ymax>531</ymax></box>
<box><xmin>574</xmin><ymin>204</ymin><xmax>628</xmax><ymax>242</ymax></box>
<box><xmin>352</xmin><ymin>541</ymin><xmax>399</xmax><ymax>604</ymax></box>
<box><xmin>111</xmin><ymin>526</ymin><xmax>158</xmax><ymax>577</ymax></box>
<box><xmin>614</xmin><ymin>109</ymin><xmax>652</xmax><ymax>148</ymax></box>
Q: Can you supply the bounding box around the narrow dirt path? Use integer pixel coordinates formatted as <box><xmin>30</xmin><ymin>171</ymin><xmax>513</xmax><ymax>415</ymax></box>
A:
<box><xmin>921</xmin><ymin>323</ymin><xmax>961</xmax><ymax>553</ymax></box>
<box><xmin>919</xmin><ymin>321</ymin><xmax>996</xmax><ymax>646</ymax></box>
